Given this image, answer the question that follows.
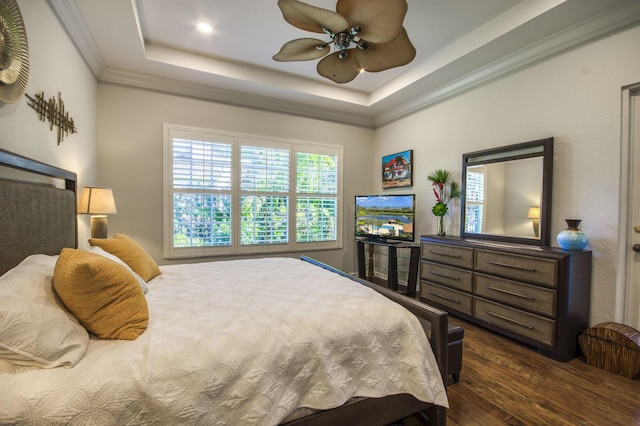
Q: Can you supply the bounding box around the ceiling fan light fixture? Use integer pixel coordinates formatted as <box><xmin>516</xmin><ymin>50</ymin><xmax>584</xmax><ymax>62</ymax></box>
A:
<box><xmin>334</xmin><ymin>32</ymin><xmax>352</xmax><ymax>50</ymax></box>
<box><xmin>274</xmin><ymin>0</ymin><xmax>413</xmax><ymax>84</ymax></box>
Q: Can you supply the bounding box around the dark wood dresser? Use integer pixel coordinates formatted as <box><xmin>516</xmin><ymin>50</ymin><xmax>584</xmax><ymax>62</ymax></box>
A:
<box><xmin>419</xmin><ymin>235</ymin><xmax>592</xmax><ymax>361</ymax></box>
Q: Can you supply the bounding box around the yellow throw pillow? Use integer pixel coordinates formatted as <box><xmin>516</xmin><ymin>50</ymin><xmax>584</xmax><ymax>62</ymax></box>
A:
<box><xmin>89</xmin><ymin>234</ymin><xmax>161</xmax><ymax>282</ymax></box>
<box><xmin>53</xmin><ymin>248</ymin><xmax>149</xmax><ymax>340</ymax></box>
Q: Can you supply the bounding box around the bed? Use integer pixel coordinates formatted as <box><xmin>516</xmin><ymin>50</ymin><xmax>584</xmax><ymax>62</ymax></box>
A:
<box><xmin>0</xmin><ymin>148</ymin><xmax>449</xmax><ymax>425</ymax></box>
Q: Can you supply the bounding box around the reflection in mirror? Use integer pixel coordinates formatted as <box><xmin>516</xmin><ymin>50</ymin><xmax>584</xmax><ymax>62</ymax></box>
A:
<box><xmin>461</xmin><ymin>138</ymin><xmax>553</xmax><ymax>246</ymax></box>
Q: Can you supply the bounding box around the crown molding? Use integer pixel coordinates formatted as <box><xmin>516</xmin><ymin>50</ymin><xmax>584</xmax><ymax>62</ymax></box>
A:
<box><xmin>99</xmin><ymin>69</ymin><xmax>376</xmax><ymax>128</ymax></box>
<box><xmin>372</xmin><ymin>0</ymin><xmax>640</xmax><ymax>128</ymax></box>
<box><xmin>47</xmin><ymin>0</ymin><xmax>106</xmax><ymax>77</ymax></box>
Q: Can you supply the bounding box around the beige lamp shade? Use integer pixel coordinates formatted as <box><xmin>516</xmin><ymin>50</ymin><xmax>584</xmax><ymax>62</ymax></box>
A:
<box><xmin>78</xmin><ymin>187</ymin><xmax>117</xmax><ymax>239</ymax></box>
<box><xmin>78</xmin><ymin>187</ymin><xmax>117</xmax><ymax>214</ymax></box>
<box><xmin>526</xmin><ymin>207</ymin><xmax>541</xmax><ymax>220</ymax></box>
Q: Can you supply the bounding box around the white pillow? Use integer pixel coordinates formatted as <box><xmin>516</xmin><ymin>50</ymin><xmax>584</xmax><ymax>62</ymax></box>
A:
<box><xmin>0</xmin><ymin>255</ymin><xmax>89</xmax><ymax>368</ymax></box>
<box><xmin>88</xmin><ymin>246</ymin><xmax>150</xmax><ymax>294</ymax></box>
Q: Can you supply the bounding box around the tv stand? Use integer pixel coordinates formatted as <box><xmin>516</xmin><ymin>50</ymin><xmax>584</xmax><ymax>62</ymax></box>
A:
<box><xmin>362</xmin><ymin>238</ymin><xmax>402</xmax><ymax>245</ymax></box>
<box><xmin>356</xmin><ymin>239</ymin><xmax>420</xmax><ymax>297</ymax></box>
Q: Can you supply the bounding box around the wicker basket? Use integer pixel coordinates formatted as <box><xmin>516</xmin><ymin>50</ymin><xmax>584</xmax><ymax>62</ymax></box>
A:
<box><xmin>579</xmin><ymin>322</ymin><xmax>640</xmax><ymax>379</ymax></box>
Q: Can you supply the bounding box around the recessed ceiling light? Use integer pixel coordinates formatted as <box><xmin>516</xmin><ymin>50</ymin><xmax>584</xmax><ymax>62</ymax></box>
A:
<box><xmin>196</xmin><ymin>22</ymin><xmax>213</xmax><ymax>33</ymax></box>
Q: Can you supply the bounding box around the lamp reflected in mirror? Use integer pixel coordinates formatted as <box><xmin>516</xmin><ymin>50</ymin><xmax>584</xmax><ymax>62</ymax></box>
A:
<box><xmin>78</xmin><ymin>187</ymin><xmax>117</xmax><ymax>238</ymax></box>
<box><xmin>527</xmin><ymin>206</ymin><xmax>541</xmax><ymax>238</ymax></box>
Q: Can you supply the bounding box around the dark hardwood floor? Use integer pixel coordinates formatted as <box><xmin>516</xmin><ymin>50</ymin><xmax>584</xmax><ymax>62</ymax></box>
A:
<box><xmin>443</xmin><ymin>317</ymin><xmax>640</xmax><ymax>425</ymax></box>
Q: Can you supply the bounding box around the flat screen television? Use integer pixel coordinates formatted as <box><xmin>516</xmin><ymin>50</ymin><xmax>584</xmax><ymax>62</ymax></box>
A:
<box><xmin>355</xmin><ymin>194</ymin><xmax>415</xmax><ymax>243</ymax></box>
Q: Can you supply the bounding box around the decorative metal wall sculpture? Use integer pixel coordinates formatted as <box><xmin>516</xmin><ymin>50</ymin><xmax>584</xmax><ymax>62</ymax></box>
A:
<box><xmin>26</xmin><ymin>91</ymin><xmax>77</xmax><ymax>144</ymax></box>
<box><xmin>0</xmin><ymin>0</ymin><xmax>30</xmax><ymax>103</ymax></box>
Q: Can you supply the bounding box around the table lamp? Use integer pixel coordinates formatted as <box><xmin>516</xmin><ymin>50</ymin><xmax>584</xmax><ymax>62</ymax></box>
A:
<box><xmin>78</xmin><ymin>187</ymin><xmax>117</xmax><ymax>238</ymax></box>
<box><xmin>526</xmin><ymin>206</ymin><xmax>541</xmax><ymax>238</ymax></box>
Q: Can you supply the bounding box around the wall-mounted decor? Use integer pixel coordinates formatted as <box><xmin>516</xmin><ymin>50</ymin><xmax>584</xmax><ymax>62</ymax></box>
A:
<box><xmin>382</xmin><ymin>149</ymin><xmax>413</xmax><ymax>189</ymax></box>
<box><xmin>25</xmin><ymin>91</ymin><xmax>77</xmax><ymax>144</ymax></box>
<box><xmin>0</xmin><ymin>0</ymin><xmax>30</xmax><ymax>103</ymax></box>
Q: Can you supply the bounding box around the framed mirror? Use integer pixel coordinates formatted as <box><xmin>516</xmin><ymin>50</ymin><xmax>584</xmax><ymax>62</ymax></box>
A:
<box><xmin>460</xmin><ymin>138</ymin><xmax>554</xmax><ymax>246</ymax></box>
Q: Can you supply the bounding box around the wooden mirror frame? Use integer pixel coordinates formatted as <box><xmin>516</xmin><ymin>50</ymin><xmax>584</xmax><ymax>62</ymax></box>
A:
<box><xmin>460</xmin><ymin>138</ymin><xmax>554</xmax><ymax>246</ymax></box>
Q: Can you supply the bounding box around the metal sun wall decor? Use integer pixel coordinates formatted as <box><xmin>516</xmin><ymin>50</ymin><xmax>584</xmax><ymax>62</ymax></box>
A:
<box><xmin>0</xmin><ymin>0</ymin><xmax>30</xmax><ymax>103</ymax></box>
<box><xmin>25</xmin><ymin>91</ymin><xmax>77</xmax><ymax>144</ymax></box>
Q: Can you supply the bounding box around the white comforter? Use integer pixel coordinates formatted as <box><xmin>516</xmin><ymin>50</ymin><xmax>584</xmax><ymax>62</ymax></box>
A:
<box><xmin>0</xmin><ymin>257</ymin><xmax>447</xmax><ymax>425</ymax></box>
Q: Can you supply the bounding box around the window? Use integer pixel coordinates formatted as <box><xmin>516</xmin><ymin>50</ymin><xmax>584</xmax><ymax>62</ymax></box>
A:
<box><xmin>164</xmin><ymin>124</ymin><xmax>342</xmax><ymax>258</ymax></box>
<box><xmin>464</xmin><ymin>167</ymin><xmax>486</xmax><ymax>234</ymax></box>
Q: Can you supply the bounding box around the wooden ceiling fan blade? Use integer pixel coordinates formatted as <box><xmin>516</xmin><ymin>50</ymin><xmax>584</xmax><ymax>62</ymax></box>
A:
<box><xmin>356</xmin><ymin>28</ymin><xmax>415</xmax><ymax>72</ymax></box>
<box><xmin>278</xmin><ymin>0</ymin><xmax>349</xmax><ymax>35</ymax></box>
<box><xmin>337</xmin><ymin>0</ymin><xmax>407</xmax><ymax>44</ymax></box>
<box><xmin>273</xmin><ymin>38</ymin><xmax>330</xmax><ymax>61</ymax></box>
<box><xmin>317</xmin><ymin>51</ymin><xmax>361</xmax><ymax>84</ymax></box>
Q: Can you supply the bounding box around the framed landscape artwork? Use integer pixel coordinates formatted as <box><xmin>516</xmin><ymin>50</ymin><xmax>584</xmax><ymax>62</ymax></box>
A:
<box><xmin>382</xmin><ymin>149</ymin><xmax>413</xmax><ymax>189</ymax></box>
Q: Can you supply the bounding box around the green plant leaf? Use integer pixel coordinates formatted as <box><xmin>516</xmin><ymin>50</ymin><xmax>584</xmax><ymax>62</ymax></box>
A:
<box><xmin>427</xmin><ymin>169</ymin><xmax>452</xmax><ymax>184</ymax></box>
<box><xmin>432</xmin><ymin>202</ymin><xmax>448</xmax><ymax>216</ymax></box>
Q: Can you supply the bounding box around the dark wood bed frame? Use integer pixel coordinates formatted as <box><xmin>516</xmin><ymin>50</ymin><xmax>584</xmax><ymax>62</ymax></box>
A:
<box><xmin>0</xmin><ymin>148</ymin><xmax>448</xmax><ymax>426</ymax></box>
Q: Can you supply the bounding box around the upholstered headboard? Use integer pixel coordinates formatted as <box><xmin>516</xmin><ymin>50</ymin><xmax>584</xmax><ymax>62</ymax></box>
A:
<box><xmin>0</xmin><ymin>149</ymin><xmax>77</xmax><ymax>276</ymax></box>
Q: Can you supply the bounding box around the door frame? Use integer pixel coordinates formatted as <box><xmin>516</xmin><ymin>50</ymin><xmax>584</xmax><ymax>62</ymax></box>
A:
<box><xmin>616</xmin><ymin>82</ymin><xmax>640</xmax><ymax>325</ymax></box>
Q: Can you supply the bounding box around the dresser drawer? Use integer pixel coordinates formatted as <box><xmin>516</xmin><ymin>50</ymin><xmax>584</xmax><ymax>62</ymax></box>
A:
<box><xmin>475</xmin><ymin>298</ymin><xmax>556</xmax><ymax>347</ymax></box>
<box><xmin>421</xmin><ymin>261</ymin><xmax>473</xmax><ymax>292</ymax></box>
<box><xmin>421</xmin><ymin>282</ymin><xmax>473</xmax><ymax>315</ymax></box>
<box><xmin>475</xmin><ymin>249</ymin><xmax>558</xmax><ymax>287</ymax></box>
<box><xmin>475</xmin><ymin>273</ymin><xmax>557</xmax><ymax>317</ymax></box>
<box><xmin>421</xmin><ymin>242</ymin><xmax>474</xmax><ymax>269</ymax></box>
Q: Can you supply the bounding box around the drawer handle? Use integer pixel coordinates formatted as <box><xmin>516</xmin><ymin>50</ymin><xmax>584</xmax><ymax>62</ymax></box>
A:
<box><xmin>488</xmin><ymin>286</ymin><xmax>536</xmax><ymax>301</ymax></box>
<box><xmin>430</xmin><ymin>271</ymin><xmax>461</xmax><ymax>281</ymax></box>
<box><xmin>429</xmin><ymin>250</ymin><xmax>462</xmax><ymax>259</ymax></box>
<box><xmin>486</xmin><ymin>311</ymin><xmax>535</xmax><ymax>329</ymax></box>
<box><xmin>487</xmin><ymin>261</ymin><xmax>537</xmax><ymax>273</ymax></box>
<box><xmin>428</xmin><ymin>291</ymin><xmax>461</xmax><ymax>304</ymax></box>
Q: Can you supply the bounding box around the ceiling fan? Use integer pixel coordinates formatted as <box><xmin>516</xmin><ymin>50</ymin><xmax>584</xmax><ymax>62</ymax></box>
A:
<box><xmin>273</xmin><ymin>0</ymin><xmax>416</xmax><ymax>84</ymax></box>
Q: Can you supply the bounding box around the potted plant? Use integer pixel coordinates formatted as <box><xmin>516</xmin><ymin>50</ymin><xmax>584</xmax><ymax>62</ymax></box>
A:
<box><xmin>427</xmin><ymin>169</ymin><xmax>462</xmax><ymax>236</ymax></box>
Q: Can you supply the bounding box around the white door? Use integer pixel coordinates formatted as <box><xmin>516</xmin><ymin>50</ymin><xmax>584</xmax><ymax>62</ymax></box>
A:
<box><xmin>630</xmin><ymin>90</ymin><xmax>640</xmax><ymax>329</ymax></box>
<box><xmin>620</xmin><ymin>85</ymin><xmax>640</xmax><ymax>329</ymax></box>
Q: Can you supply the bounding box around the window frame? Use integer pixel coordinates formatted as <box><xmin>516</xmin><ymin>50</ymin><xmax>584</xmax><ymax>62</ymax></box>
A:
<box><xmin>163</xmin><ymin>123</ymin><xmax>343</xmax><ymax>259</ymax></box>
<box><xmin>464</xmin><ymin>166</ymin><xmax>487</xmax><ymax>234</ymax></box>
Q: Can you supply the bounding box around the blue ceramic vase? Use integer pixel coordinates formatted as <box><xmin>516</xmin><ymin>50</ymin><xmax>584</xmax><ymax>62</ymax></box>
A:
<box><xmin>557</xmin><ymin>219</ymin><xmax>589</xmax><ymax>250</ymax></box>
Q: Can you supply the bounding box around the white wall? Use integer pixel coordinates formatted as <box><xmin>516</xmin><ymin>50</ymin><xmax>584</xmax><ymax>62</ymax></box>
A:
<box><xmin>96</xmin><ymin>84</ymin><xmax>374</xmax><ymax>272</ymax></box>
<box><xmin>0</xmin><ymin>1</ymin><xmax>98</xmax><ymax>245</ymax></box>
<box><xmin>374</xmin><ymin>25</ymin><xmax>640</xmax><ymax>325</ymax></box>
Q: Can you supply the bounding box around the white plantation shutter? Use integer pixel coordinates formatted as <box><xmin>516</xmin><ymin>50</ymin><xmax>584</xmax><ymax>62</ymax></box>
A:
<box><xmin>296</xmin><ymin>197</ymin><xmax>337</xmax><ymax>242</ymax></box>
<box><xmin>465</xmin><ymin>168</ymin><xmax>485</xmax><ymax>233</ymax></box>
<box><xmin>296</xmin><ymin>151</ymin><xmax>338</xmax><ymax>243</ymax></box>
<box><xmin>173</xmin><ymin>139</ymin><xmax>232</xmax><ymax>190</ymax></box>
<box><xmin>170</xmin><ymin>134</ymin><xmax>234</xmax><ymax>255</ymax></box>
<box><xmin>240</xmin><ymin>195</ymin><xmax>288</xmax><ymax>244</ymax></box>
<box><xmin>240</xmin><ymin>146</ymin><xmax>289</xmax><ymax>192</ymax></box>
<box><xmin>240</xmin><ymin>142</ymin><xmax>290</xmax><ymax>245</ymax></box>
<box><xmin>164</xmin><ymin>125</ymin><xmax>342</xmax><ymax>258</ymax></box>
<box><xmin>296</xmin><ymin>152</ymin><xmax>337</xmax><ymax>194</ymax></box>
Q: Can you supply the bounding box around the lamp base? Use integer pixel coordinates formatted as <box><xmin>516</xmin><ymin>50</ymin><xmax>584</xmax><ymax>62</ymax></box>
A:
<box><xmin>532</xmin><ymin>220</ymin><xmax>540</xmax><ymax>238</ymax></box>
<box><xmin>90</xmin><ymin>215</ymin><xmax>108</xmax><ymax>239</ymax></box>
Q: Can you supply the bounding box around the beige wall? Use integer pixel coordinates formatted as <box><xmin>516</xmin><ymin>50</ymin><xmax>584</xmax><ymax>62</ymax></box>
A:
<box><xmin>374</xmin><ymin>25</ymin><xmax>640</xmax><ymax>325</ymax></box>
<box><xmin>0</xmin><ymin>0</ymin><xmax>98</xmax><ymax>244</ymax></box>
<box><xmin>96</xmin><ymin>84</ymin><xmax>374</xmax><ymax>272</ymax></box>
